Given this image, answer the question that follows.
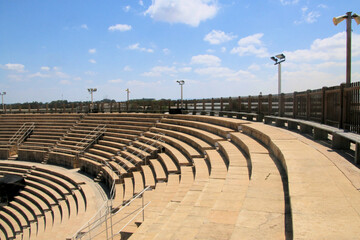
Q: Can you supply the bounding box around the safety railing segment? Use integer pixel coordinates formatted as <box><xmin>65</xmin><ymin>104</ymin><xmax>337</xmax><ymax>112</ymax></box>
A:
<box><xmin>8</xmin><ymin>122</ymin><xmax>35</xmax><ymax>146</ymax></box>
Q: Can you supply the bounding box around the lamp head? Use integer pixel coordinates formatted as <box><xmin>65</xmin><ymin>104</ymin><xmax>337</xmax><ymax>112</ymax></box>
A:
<box><xmin>270</xmin><ymin>56</ymin><xmax>277</xmax><ymax>62</ymax></box>
<box><xmin>333</xmin><ymin>15</ymin><xmax>346</xmax><ymax>26</ymax></box>
<box><xmin>2</xmin><ymin>92</ymin><xmax>6</xmax><ymax>95</ymax></box>
<box><xmin>177</xmin><ymin>80</ymin><xmax>185</xmax><ymax>85</ymax></box>
<box><xmin>94</xmin><ymin>88</ymin><xmax>97</xmax><ymax>92</ymax></box>
<box><xmin>353</xmin><ymin>13</ymin><xmax>360</xmax><ymax>25</ymax></box>
<box><xmin>275</xmin><ymin>54</ymin><xmax>285</xmax><ymax>60</ymax></box>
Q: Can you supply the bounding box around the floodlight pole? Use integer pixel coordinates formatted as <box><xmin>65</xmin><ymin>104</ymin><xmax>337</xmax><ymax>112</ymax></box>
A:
<box><xmin>1</xmin><ymin>92</ymin><xmax>6</xmax><ymax>113</ymax></box>
<box><xmin>126</xmin><ymin>88</ymin><xmax>130</xmax><ymax>111</ymax></box>
<box><xmin>278</xmin><ymin>63</ymin><xmax>281</xmax><ymax>97</ymax></box>
<box><xmin>176</xmin><ymin>80</ymin><xmax>185</xmax><ymax>109</ymax></box>
<box><xmin>345</xmin><ymin>12</ymin><xmax>352</xmax><ymax>87</ymax></box>
<box><xmin>88</xmin><ymin>88</ymin><xmax>97</xmax><ymax>111</ymax></box>
<box><xmin>271</xmin><ymin>54</ymin><xmax>285</xmax><ymax>116</ymax></box>
<box><xmin>334</xmin><ymin>11</ymin><xmax>360</xmax><ymax>87</ymax></box>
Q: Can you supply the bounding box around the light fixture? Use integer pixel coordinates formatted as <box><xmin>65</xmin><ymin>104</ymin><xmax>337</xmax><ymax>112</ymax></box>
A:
<box><xmin>126</xmin><ymin>88</ymin><xmax>130</xmax><ymax>111</ymax></box>
<box><xmin>0</xmin><ymin>92</ymin><xmax>6</xmax><ymax>113</ymax></box>
<box><xmin>87</xmin><ymin>88</ymin><xmax>97</xmax><ymax>111</ymax></box>
<box><xmin>176</xmin><ymin>80</ymin><xmax>185</xmax><ymax>110</ymax></box>
<box><xmin>333</xmin><ymin>12</ymin><xmax>359</xmax><ymax>86</ymax></box>
<box><xmin>270</xmin><ymin>54</ymin><xmax>286</xmax><ymax>116</ymax></box>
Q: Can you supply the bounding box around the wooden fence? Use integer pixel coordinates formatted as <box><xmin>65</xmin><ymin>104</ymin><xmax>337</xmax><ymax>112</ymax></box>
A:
<box><xmin>2</xmin><ymin>82</ymin><xmax>360</xmax><ymax>134</ymax></box>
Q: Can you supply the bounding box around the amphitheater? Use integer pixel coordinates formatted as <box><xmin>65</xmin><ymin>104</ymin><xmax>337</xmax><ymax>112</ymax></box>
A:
<box><xmin>0</xmin><ymin>109</ymin><xmax>360</xmax><ymax>239</ymax></box>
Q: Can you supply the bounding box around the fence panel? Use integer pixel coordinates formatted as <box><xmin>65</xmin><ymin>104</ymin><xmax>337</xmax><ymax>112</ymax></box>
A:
<box><xmin>325</xmin><ymin>88</ymin><xmax>341</xmax><ymax>128</ymax></box>
<box><xmin>347</xmin><ymin>82</ymin><xmax>360</xmax><ymax>133</ymax></box>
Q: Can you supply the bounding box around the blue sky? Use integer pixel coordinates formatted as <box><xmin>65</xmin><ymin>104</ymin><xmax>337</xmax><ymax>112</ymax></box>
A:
<box><xmin>0</xmin><ymin>0</ymin><xmax>359</xmax><ymax>104</ymax></box>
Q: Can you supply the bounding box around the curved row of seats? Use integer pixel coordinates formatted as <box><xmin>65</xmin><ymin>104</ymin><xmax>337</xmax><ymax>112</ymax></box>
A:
<box><xmin>0</xmin><ymin>162</ymin><xmax>87</xmax><ymax>240</ymax></box>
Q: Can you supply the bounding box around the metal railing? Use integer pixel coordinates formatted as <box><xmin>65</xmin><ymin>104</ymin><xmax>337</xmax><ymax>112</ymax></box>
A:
<box><xmin>118</xmin><ymin>133</ymin><xmax>164</xmax><ymax>171</ymax></box>
<box><xmin>70</xmin><ymin>186</ymin><xmax>151</xmax><ymax>240</ymax></box>
<box><xmin>78</xmin><ymin>124</ymin><xmax>107</xmax><ymax>152</ymax></box>
<box><xmin>8</xmin><ymin>122</ymin><xmax>35</xmax><ymax>146</ymax></box>
<box><xmin>52</xmin><ymin>124</ymin><xmax>107</xmax><ymax>155</ymax></box>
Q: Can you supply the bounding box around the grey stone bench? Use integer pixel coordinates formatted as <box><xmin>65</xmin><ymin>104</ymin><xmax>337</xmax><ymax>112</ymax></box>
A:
<box><xmin>333</xmin><ymin>131</ymin><xmax>360</xmax><ymax>164</ymax></box>
<box><xmin>217</xmin><ymin>111</ymin><xmax>263</xmax><ymax>122</ymax></box>
<box><xmin>264</xmin><ymin>115</ymin><xmax>343</xmax><ymax>139</ymax></box>
<box><xmin>264</xmin><ymin>115</ymin><xmax>360</xmax><ymax>164</ymax></box>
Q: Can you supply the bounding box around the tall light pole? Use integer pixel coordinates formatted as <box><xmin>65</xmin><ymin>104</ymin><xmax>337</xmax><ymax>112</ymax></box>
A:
<box><xmin>126</xmin><ymin>88</ymin><xmax>130</xmax><ymax>111</ymax></box>
<box><xmin>271</xmin><ymin>54</ymin><xmax>286</xmax><ymax>116</ymax></box>
<box><xmin>176</xmin><ymin>80</ymin><xmax>185</xmax><ymax>109</ymax></box>
<box><xmin>87</xmin><ymin>88</ymin><xmax>97</xmax><ymax>111</ymax></box>
<box><xmin>0</xmin><ymin>92</ymin><xmax>6</xmax><ymax>113</ymax></box>
<box><xmin>333</xmin><ymin>12</ymin><xmax>360</xmax><ymax>87</ymax></box>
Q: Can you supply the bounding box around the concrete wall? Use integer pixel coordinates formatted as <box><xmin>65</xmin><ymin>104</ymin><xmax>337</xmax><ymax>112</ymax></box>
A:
<box><xmin>48</xmin><ymin>152</ymin><xmax>77</xmax><ymax>168</ymax></box>
<box><xmin>18</xmin><ymin>149</ymin><xmax>46</xmax><ymax>163</ymax></box>
<box><xmin>0</xmin><ymin>149</ymin><xmax>9</xmax><ymax>160</ymax></box>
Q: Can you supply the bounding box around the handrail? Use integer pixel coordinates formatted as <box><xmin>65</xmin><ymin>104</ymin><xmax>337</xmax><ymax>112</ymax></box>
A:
<box><xmin>119</xmin><ymin>133</ymin><xmax>164</xmax><ymax>170</ymax></box>
<box><xmin>52</xmin><ymin>124</ymin><xmax>106</xmax><ymax>155</ymax></box>
<box><xmin>112</xmin><ymin>201</ymin><xmax>151</xmax><ymax>239</ymax></box>
<box><xmin>77</xmin><ymin>124</ymin><xmax>107</xmax><ymax>150</ymax></box>
<box><xmin>70</xmin><ymin>186</ymin><xmax>151</xmax><ymax>240</ymax></box>
<box><xmin>8</xmin><ymin>122</ymin><xmax>35</xmax><ymax>146</ymax></box>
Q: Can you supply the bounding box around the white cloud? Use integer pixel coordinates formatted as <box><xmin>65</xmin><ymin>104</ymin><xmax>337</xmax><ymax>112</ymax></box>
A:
<box><xmin>237</xmin><ymin>33</ymin><xmax>263</xmax><ymax>46</ymax></box>
<box><xmin>195</xmin><ymin>66</ymin><xmax>256</xmax><ymax>82</ymax></box>
<box><xmin>179</xmin><ymin>67</ymin><xmax>192</xmax><ymax>73</ymax></box>
<box><xmin>108</xmin><ymin>78</ymin><xmax>123</xmax><ymax>83</ymax></box>
<box><xmin>81</xmin><ymin>24</ymin><xmax>88</xmax><ymax>30</ymax></box>
<box><xmin>163</xmin><ymin>48</ymin><xmax>170</xmax><ymax>55</ymax></box>
<box><xmin>248</xmin><ymin>64</ymin><xmax>261</xmax><ymax>71</ymax></box>
<box><xmin>108</xmin><ymin>24</ymin><xmax>132</xmax><ymax>32</ymax></box>
<box><xmin>206</xmin><ymin>49</ymin><xmax>215</xmax><ymax>53</ymax></box>
<box><xmin>89</xmin><ymin>48</ymin><xmax>96</xmax><ymax>54</ymax></box>
<box><xmin>191</xmin><ymin>54</ymin><xmax>221</xmax><ymax>66</ymax></box>
<box><xmin>127</xmin><ymin>43</ymin><xmax>154</xmax><ymax>53</ymax></box>
<box><xmin>280</xmin><ymin>0</ymin><xmax>299</xmax><ymax>5</ymax></box>
<box><xmin>127</xmin><ymin>80</ymin><xmax>162</xmax><ymax>87</ymax></box>
<box><xmin>284</xmin><ymin>32</ymin><xmax>360</xmax><ymax>62</ymax></box>
<box><xmin>295</xmin><ymin>6</ymin><xmax>321</xmax><ymax>24</ymax></box>
<box><xmin>123</xmin><ymin>66</ymin><xmax>133</xmax><ymax>72</ymax></box>
<box><xmin>7</xmin><ymin>74</ymin><xmax>24</xmax><ymax>82</ymax></box>
<box><xmin>123</xmin><ymin>5</ymin><xmax>131</xmax><ymax>12</ymax></box>
<box><xmin>60</xmin><ymin>80</ymin><xmax>71</xmax><ymax>85</ymax></box>
<box><xmin>55</xmin><ymin>71</ymin><xmax>69</xmax><ymax>78</ymax></box>
<box><xmin>318</xmin><ymin>4</ymin><xmax>327</xmax><ymax>9</ymax></box>
<box><xmin>231</xmin><ymin>33</ymin><xmax>269</xmax><ymax>58</ymax></box>
<box><xmin>41</xmin><ymin>66</ymin><xmax>50</xmax><ymax>71</ymax></box>
<box><xmin>142</xmin><ymin>66</ymin><xmax>177</xmax><ymax>77</ymax></box>
<box><xmin>2</xmin><ymin>63</ymin><xmax>25</xmax><ymax>72</ymax></box>
<box><xmin>139</xmin><ymin>0</ymin><xmax>144</xmax><ymax>6</ymax></box>
<box><xmin>28</xmin><ymin>72</ymin><xmax>50</xmax><ymax>78</ymax></box>
<box><xmin>204</xmin><ymin>30</ymin><xmax>237</xmax><ymax>45</ymax></box>
<box><xmin>221</xmin><ymin>47</ymin><xmax>226</xmax><ymax>53</ymax></box>
<box><xmin>145</xmin><ymin>0</ymin><xmax>218</xmax><ymax>27</ymax></box>
<box><xmin>85</xmin><ymin>71</ymin><xmax>97</xmax><ymax>75</ymax></box>
<box><xmin>273</xmin><ymin>33</ymin><xmax>360</xmax><ymax>92</ymax></box>
<box><xmin>89</xmin><ymin>59</ymin><xmax>96</xmax><ymax>64</ymax></box>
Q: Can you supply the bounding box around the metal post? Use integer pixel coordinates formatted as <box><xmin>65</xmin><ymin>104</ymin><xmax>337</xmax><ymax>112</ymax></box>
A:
<box><xmin>126</xmin><ymin>88</ymin><xmax>130</xmax><ymax>112</ymax></box>
<box><xmin>176</xmin><ymin>80</ymin><xmax>185</xmax><ymax>110</ymax></box>
<box><xmin>91</xmin><ymin>92</ymin><xmax>93</xmax><ymax>107</ymax></box>
<box><xmin>142</xmin><ymin>193</ymin><xmax>145</xmax><ymax>222</ymax></box>
<box><xmin>346</xmin><ymin>12</ymin><xmax>352</xmax><ymax>87</ymax></box>
<box><xmin>278</xmin><ymin>63</ymin><xmax>282</xmax><ymax>116</ymax></box>
<box><xmin>278</xmin><ymin>63</ymin><xmax>281</xmax><ymax>96</ymax></box>
<box><xmin>1</xmin><ymin>92</ymin><xmax>6</xmax><ymax>112</ymax></box>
